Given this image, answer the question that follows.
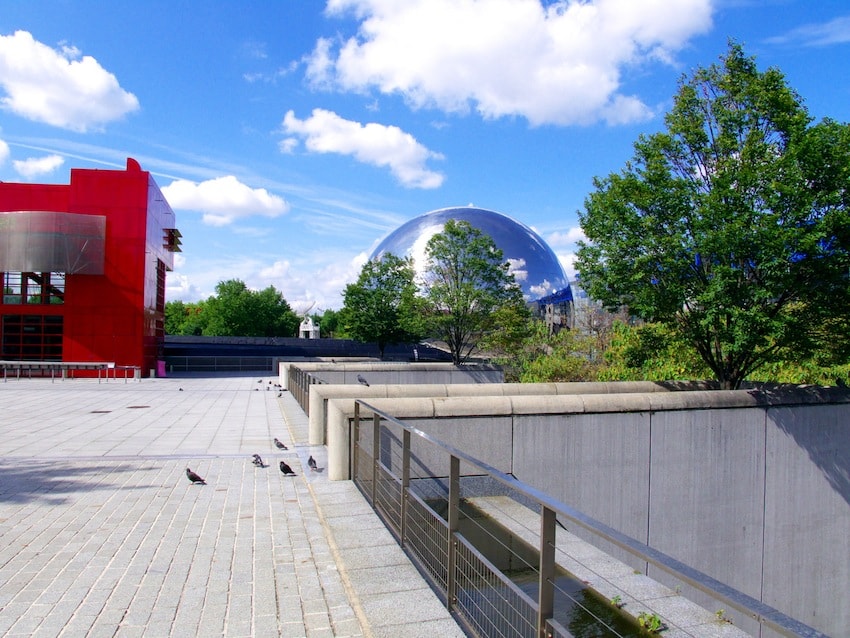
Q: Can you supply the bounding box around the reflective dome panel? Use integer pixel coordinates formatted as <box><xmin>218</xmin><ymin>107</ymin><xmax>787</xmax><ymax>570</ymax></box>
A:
<box><xmin>371</xmin><ymin>206</ymin><xmax>570</xmax><ymax>302</ymax></box>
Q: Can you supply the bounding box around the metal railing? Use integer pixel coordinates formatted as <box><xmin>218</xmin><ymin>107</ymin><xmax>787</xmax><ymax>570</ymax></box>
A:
<box><xmin>352</xmin><ymin>400</ymin><xmax>828</xmax><ymax>638</ymax></box>
<box><xmin>0</xmin><ymin>360</ymin><xmax>137</xmax><ymax>383</ymax></box>
<box><xmin>286</xmin><ymin>366</ymin><xmax>324</xmax><ymax>412</ymax></box>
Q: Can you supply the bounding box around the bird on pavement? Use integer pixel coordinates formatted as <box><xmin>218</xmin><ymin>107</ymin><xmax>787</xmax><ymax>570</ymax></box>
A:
<box><xmin>186</xmin><ymin>468</ymin><xmax>206</xmax><ymax>484</ymax></box>
<box><xmin>279</xmin><ymin>461</ymin><xmax>296</xmax><ymax>476</ymax></box>
<box><xmin>308</xmin><ymin>455</ymin><xmax>318</xmax><ymax>472</ymax></box>
<box><xmin>357</xmin><ymin>374</ymin><xmax>369</xmax><ymax>387</ymax></box>
<box><xmin>274</xmin><ymin>438</ymin><xmax>288</xmax><ymax>450</ymax></box>
<box><xmin>252</xmin><ymin>454</ymin><xmax>265</xmax><ymax>468</ymax></box>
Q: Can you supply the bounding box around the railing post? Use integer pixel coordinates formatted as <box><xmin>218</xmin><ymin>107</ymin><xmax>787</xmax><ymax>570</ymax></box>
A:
<box><xmin>371</xmin><ymin>412</ymin><xmax>381</xmax><ymax>506</ymax></box>
<box><xmin>352</xmin><ymin>402</ymin><xmax>360</xmax><ymax>483</ymax></box>
<box><xmin>538</xmin><ymin>506</ymin><xmax>556</xmax><ymax>638</ymax></box>
<box><xmin>447</xmin><ymin>454</ymin><xmax>460</xmax><ymax>610</ymax></box>
<box><xmin>401</xmin><ymin>429</ymin><xmax>411</xmax><ymax>546</ymax></box>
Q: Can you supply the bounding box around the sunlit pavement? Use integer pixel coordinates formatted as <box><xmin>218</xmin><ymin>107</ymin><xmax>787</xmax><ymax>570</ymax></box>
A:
<box><xmin>0</xmin><ymin>373</ymin><xmax>464</xmax><ymax>637</ymax></box>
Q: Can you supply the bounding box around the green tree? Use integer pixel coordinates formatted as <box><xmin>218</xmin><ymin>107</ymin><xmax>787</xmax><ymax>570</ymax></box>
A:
<box><xmin>203</xmin><ymin>279</ymin><xmax>299</xmax><ymax>337</ymax></box>
<box><xmin>314</xmin><ymin>308</ymin><xmax>340</xmax><ymax>338</ymax></box>
<box><xmin>164</xmin><ymin>299</ymin><xmax>207</xmax><ymax>335</ymax></box>
<box><xmin>483</xmin><ymin>317</ymin><xmax>595</xmax><ymax>382</ymax></box>
<box><xmin>599</xmin><ymin>321</ymin><xmax>711</xmax><ymax>382</ymax></box>
<box><xmin>422</xmin><ymin>219</ymin><xmax>528</xmax><ymax>364</ymax></box>
<box><xmin>576</xmin><ymin>43</ymin><xmax>850</xmax><ymax>389</ymax></box>
<box><xmin>340</xmin><ymin>254</ymin><xmax>424</xmax><ymax>358</ymax></box>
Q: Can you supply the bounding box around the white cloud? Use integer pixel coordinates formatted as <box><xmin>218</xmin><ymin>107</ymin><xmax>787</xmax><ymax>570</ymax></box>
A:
<box><xmin>281</xmin><ymin>108</ymin><xmax>445</xmax><ymax>188</ymax></box>
<box><xmin>161</xmin><ymin>175</ymin><xmax>290</xmax><ymax>226</ymax></box>
<box><xmin>13</xmin><ymin>154</ymin><xmax>64</xmax><ymax>178</ymax></box>
<box><xmin>766</xmin><ymin>15</ymin><xmax>850</xmax><ymax>47</ymax></box>
<box><xmin>546</xmin><ymin>226</ymin><xmax>586</xmax><ymax>247</ymax></box>
<box><xmin>310</xmin><ymin>0</ymin><xmax>712</xmax><ymax>126</ymax></box>
<box><xmin>0</xmin><ymin>31</ymin><xmax>139</xmax><ymax>132</ymax></box>
<box><xmin>278</xmin><ymin>137</ymin><xmax>299</xmax><ymax>154</ymax></box>
<box><xmin>557</xmin><ymin>251</ymin><xmax>578</xmax><ymax>280</ymax></box>
<box><xmin>0</xmin><ymin>138</ymin><xmax>9</xmax><ymax>164</ymax></box>
<box><xmin>506</xmin><ymin>257</ymin><xmax>528</xmax><ymax>282</ymax></box>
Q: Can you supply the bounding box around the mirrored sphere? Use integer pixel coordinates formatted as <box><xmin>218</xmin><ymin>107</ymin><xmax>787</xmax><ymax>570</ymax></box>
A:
<box><xmin>371</xmin><ymin>206</ymin><xmax>571</xmax><ymax>302</ymax></box>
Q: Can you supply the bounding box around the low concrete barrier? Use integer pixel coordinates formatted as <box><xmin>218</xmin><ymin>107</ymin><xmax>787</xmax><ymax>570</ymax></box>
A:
<box><xmin>309</xmin><ymin>380</ymin><xmax>708</xmax><ymax>445</ymax></box>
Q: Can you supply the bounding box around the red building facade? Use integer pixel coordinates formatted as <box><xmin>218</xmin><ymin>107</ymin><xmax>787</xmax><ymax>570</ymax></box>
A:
<box><xmin>0</xmin><ymin>158</ymin><xmax>180</xmax><ymax>376</ymax></box>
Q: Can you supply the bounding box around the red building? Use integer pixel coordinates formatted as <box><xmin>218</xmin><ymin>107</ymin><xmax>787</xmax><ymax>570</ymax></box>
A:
<box><xmin>0</xmin><ymin>158</ymin><xmax>180</xmax><ymax>376</ymax></box>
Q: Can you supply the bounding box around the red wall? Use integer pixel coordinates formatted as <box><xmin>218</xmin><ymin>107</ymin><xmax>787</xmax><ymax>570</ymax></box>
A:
<box><xmin>0</xmin><ymin>158</ymin><xmax>177</xmax><ymax>375</ymax></box>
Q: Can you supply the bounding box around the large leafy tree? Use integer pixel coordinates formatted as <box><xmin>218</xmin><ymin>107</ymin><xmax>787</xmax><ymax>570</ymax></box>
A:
<box><xmin>422</xmin><ymin>219</ymin><xmax>528</xmax><ymax>364</ymax></box>
<box><xmin>340</xmin><ymin>253</ymin><xmax>424</xmax><ymax>358</ymax></box>
<box><xmin>202</xmin><ymin>279</ymin><xmax>299</xmax><ymax>337</ymax></box>
<box><xmin>576</xmin><ymin>43</ymin><xmax>850</xmax><ymax>389</ymax></box>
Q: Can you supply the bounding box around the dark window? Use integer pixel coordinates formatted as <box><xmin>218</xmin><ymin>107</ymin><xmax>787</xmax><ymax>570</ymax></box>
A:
<box><xmin>2</xmin><ymin>314</ymin><xmax>63</xmax><ymax>360</ymax></box>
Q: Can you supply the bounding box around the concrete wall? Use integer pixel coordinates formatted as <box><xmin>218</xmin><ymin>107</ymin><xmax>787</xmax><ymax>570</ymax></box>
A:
<box><xmin>329</xmin><ymin>387</ymin><xmax>850</xmax><ymax>637</ymax></box>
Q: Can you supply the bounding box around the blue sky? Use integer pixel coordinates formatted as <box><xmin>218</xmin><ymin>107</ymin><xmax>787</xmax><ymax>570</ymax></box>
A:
<box><xmin>1</xmin><ymin>0</ymin><xmax>849</xmax><ymax>312</ymax></box>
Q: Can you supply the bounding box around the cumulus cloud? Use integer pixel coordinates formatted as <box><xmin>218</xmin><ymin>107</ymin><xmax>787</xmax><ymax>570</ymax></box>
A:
<box><xmin>281</xmin><ymin>108</ymin><xmax>444</xmax><ymax>188</ymax></box>
<box><xmin>161</xmin><ymin>175</ymin><xmax>290</xmax><ymax>226</ymax></box>
<box><xmin>0</xmin><ymin>138</ymin><xmax>9</xmax><ymax>164</ymax></box>
<box><xmin>13</xmin><ymin>154</ymin><xmax>64</xmax><ymax>178</ymax></box>
<box><xmin>0</xmin><ymin>31</ymin><xmax>139</xmax><ymax>132</ymax></box>
<box><xmin>546</xmin><ymin>226</ymin><xmax>586</xmax><ymax>247</ymax></box>
<box><xmin>308</xmin><ymin>0</ymin><xmax>712</xmax><ymax>126</ymax></box>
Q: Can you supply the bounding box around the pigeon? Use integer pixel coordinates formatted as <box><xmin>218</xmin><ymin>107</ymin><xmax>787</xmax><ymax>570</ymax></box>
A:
<box><xmin>357</xmin><ymin>374</ymin><xmax>370</xmax><ymax>387</ymax></box>
<box><xmin>308</xmin><ymin>455</ymin><xmax>318</xmax><ymax>472</ymax></box>
<box><xmin>178</xmin><ymin>388</ymin><xmax>184</xmax><ymax>391</ymax></box>
<box><xmin>279</xmin><ymin>461</ymin><xmax>296</xmax><ymax>476</ymax></box>
<box><xmin>274</xmin><ymin>438</ymin><xmax>288</xmax><ymax>450</ymax></box>
<box><xmin>186</xmin><ymin>468</ymin><xmax>206</xmax><ymax>485</ymax></box>
<box><xmin>252</xmin><ymin>454</ymin><xmax>265</xmax><ymax>468</ymax></box>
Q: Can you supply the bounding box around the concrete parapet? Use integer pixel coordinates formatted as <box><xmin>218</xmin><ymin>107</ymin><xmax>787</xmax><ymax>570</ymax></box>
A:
<box><xmin>307</xmin><ymin>379</ymin><xmax>717</xmax><ymax>446</ymax></box>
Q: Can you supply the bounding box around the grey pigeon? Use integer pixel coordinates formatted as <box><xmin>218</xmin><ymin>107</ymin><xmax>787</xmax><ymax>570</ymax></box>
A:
<box><xmin>279</xmin><ymin>461</ymin><xmax>296</xmax><ymax>476</ymax></box>
<box><xmin>252</xmin><ymin>454</ymin><xmax>265</xmax><ymax>468</ymax></box>
<box><xmin>274</xmin><ymin>438</ymin><xmax>288</xmax><ymax>450</ymax></box>
<box><xmin>308</xmin><ymin>455</ymin><xmax>318</xmax><ymax>472</ymax></box>
<box><xmin>186</xmin><ymin>468</ymin><xmax>206</xmax><ymax>484</ymax></box>
<box><xmin>357</xmin><ymin>374</ymin><xmax>369</xmax><ymax>387</ymax></box>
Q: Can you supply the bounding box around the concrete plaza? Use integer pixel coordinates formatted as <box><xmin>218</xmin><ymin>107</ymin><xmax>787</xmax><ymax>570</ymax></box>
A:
<box><xmin>0</xmin><ymin>373</ymin><xmax>465</xmax><ymax>637</ymax></box>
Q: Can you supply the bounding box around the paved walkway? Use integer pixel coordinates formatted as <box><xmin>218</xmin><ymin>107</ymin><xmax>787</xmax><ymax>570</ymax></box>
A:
<box><xmin>0</xmin><ymin>373</ymin><xmax>465</xmax><ymax>637</ymax></box>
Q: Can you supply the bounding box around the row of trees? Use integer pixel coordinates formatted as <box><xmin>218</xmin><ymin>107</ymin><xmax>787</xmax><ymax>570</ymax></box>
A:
<box><xmin>165</xmin><ymin>279</ymin><xmax>300</xmax><ymax>337</ymax></box>
<box><xmin>163</xmin><ymin>219</ymin><xmax>527</xmax><ymax>366</ymax></box>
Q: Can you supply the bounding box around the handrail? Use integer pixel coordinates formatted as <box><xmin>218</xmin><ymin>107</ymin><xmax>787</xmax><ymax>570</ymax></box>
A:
<box><xmin>356</xmin><ymin>399</ymin><xmax>828</xmax><ymax>638</ymax></box>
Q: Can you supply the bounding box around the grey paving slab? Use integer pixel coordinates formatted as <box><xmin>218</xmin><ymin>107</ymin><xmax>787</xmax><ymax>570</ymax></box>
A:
<box><xmin>0</xmin><ymin>373</ymin><xmax>464</xmax><ymax>637</ymax></box>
